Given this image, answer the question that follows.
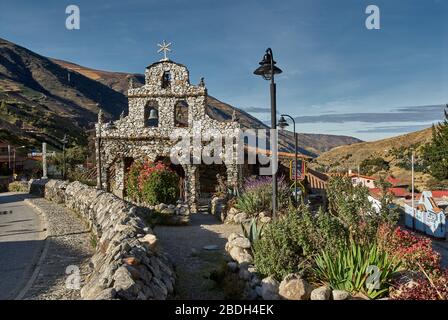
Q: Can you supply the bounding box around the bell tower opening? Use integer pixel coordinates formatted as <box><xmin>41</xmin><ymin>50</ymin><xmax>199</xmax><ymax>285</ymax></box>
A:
<box><xmin>144</xmin><ymin>101</ymin><xmax>159</xmax><ymax>127</ymax></box>
<box><xmin>161</xmin><ymin>71</ymin><xmax>171</xmax><ymax>88</ymax></box>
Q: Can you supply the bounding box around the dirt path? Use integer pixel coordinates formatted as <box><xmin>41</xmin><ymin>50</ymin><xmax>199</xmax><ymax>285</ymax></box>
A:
<box><xmin>154</xmin><ymin>214</ymin><xmax>240</xmax><ymax>300</ymax></box>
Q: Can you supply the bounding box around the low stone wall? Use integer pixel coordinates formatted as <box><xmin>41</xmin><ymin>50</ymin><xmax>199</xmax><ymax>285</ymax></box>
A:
<box><xmin>30</xmin><ymin>179</ymin><xmax>175</xmax><ymax>300</ymax></box>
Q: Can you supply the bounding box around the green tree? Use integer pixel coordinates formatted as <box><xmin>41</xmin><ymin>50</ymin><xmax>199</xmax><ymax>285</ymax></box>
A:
<box><xmin>422</xmin><ymin>105</ymin><xmax>448</xmax><ymax>180</ymax></box>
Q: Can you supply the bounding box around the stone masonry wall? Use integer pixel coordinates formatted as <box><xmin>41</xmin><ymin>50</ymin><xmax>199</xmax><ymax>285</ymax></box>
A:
<box><xmin>33</xmin><ymin>179</ymin><xmax>175</xmax><ymax>300</ymax></box>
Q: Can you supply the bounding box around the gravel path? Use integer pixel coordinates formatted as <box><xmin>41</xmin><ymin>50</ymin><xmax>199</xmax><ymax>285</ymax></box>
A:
<box><xmin>154</xmin><ymin>214</ymin><xmax>240</xmax><ymax>300</ymax></box>
<box><xmin>21</xmin><ymin>198</ymin><xmax>94</xmax><ymax>300</ymax></box>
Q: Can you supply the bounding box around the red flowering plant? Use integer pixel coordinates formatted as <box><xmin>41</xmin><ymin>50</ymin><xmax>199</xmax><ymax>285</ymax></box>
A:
<box><xmin>392</xmin><ymin>268</ymin><xmax>448</xmax><ymax>300</ymax></box>
<box><xmin>126</xmin><ymin>160</ymin><xmax>179</xmax><ymax>205</ymax></box>
<box><xmin>377</xmin><ymin>224</ymin><xmax>441</xmax><ymax>274</ymax></box>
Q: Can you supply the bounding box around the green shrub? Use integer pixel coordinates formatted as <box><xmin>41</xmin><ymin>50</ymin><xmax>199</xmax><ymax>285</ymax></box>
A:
<box><xmin>253</xmin><ymin>206</ymin><xmax>347</xmax><ymax>280</ymax></box>
<box><xmin>313</xmin><ymin>243</ymin><xmax>401</xmax><ymax>299</ymax></box>
<box><xmin>8</xmin><ymin>181</ymin><xmax>28</xmax><ymax>192</ymax></box>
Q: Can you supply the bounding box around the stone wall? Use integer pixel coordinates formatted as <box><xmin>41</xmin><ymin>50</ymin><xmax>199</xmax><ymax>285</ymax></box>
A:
<box><xmin>31</xmin><ymin>179</ymin><xmax>175</xmax><ymax>300</ymax></box>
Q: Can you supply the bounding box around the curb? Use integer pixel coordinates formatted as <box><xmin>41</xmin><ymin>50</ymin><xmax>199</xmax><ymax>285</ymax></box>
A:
<box><xmin>14</xmin><ymin>199</ymin><xmax>51</xmax><ymax>300</ymax></box>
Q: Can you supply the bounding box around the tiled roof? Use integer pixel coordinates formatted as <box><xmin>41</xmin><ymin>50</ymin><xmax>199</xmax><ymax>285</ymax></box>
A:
<box><xmin>369</xmin><ymin>187</ymin><xmax>410</xmax><ymax>198</ymax></box>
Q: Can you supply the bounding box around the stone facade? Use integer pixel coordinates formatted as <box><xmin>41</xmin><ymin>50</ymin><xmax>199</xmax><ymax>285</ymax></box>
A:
<box><xmin>96</xmin><ymin>59</ymin><xmax>242</xmax><ymax>212</ymax></box>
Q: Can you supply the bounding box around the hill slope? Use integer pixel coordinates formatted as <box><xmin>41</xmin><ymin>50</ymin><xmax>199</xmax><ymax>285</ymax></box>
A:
<box><xmin>315</xmin><ymin>127</ymin><xmax>434</xmax><ymax>187</ymax></box>
<box><xmin>0</xmin><ymin>37</ymin><xmax>128</xmax><ymax>148</ymax></box>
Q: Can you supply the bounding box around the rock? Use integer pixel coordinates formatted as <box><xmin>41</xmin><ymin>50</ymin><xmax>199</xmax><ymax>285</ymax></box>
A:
<box><xmin>160</xmin><ymin>207</ymin><xmax>175</xmax><ymax>215</ymax></box>
<box><xmin>122</xmin><ymin>256</ymin><xmax>140</xmax><ymax>266</ymax></box>
<box><xmin>227</xmin><ymin>262</ymin><xmax>238</xmax><ymax>272</ymax></box>
<box><xmin>155</xmin><ymin>203</ymin><xmax>167</xmax><ymax>211</ymax></box>
<box><xmin>239</xmin><ymin>268</ymin><xmax>251</xmax><ymax>281</ymax></box>
<box><xmin>113</xmin><ymin>267</ymin><xmax>139</xmax><ymax>300</ymax></box>
<box><xmin>228</xmin><ymin>233</ymin><xmax>240</xmax><ymax>242</ymax></box>
<box><xmin>332</xmin><ymin>290</ymin><xmax>350</xmax><ymax>300</ymax></box>
<box><xmin>255</xmin><ymin>285</ymin><xmax>263</xmax><ymax>297</ymax></box>
<box><xmin>260</xmin><ymin>216</ymin><xmax>272</xmax><ymax>224</ymax></box>
<box><xmin>311</xmin><ymin>286</ymin><xmax>332</xmax><ymax>300</ymax></box>
<box><xmin>228</xmin><ymin>207</ymin><xmax>239</xmax><ymax>215</ymax></box>
<box><xmin>278</xmin><ymin>274</ymin><xmax>312</xmax><ymax>300</ymax></box>
<box><xmin>233</xmin><ymin>212</ymin><xmax>248</xmax><ymax>223</ymax></box>
<box><xmin>229</xmin><ymin>246</ymin><xmax>253</xmax><ymax>264</ymax></box>
<box><xmin>139</xmin><ymin>234</ymin><xmax>158</xmax><ymax>251</ymax></box>
<box><xmin>226</xmin><ymin>213</ymin><xmax>235</xmax><ymax>223</ymax></box>
<box><xmin>261</xmin><ymin>276</ymin><xmax>280</xmax><ymax>300</ymax></box>
<box><xmin>229</xmin><ymin>236</ymin><xmax>251</xmax><ymax>249</ymax></box>
<box><xmin>94</xmin><ymin>288</ymin><xmax>117</xmax><ymax>300</ymax></box>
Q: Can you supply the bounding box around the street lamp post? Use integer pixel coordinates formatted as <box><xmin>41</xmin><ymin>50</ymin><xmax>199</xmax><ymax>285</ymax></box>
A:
<box><xmin>254</xmin><ymin>48</ymin><xmax>282</xmax><ymax>217</ymax></box>
<box><xmin>278</xmin><ymin>114</ymin><xmax>299</xmax><ymax>204</ymax></box>
<box><xmin>13</xmin><ymin>146</ymin><xmax>26</xmax><ymax>180</ymax></box>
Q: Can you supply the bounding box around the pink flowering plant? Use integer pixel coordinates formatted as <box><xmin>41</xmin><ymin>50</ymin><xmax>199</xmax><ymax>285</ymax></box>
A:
<box><xmin>126</xmin><ymin>160</ymin><xmax>179</xmax><ymax>205</ymax></box>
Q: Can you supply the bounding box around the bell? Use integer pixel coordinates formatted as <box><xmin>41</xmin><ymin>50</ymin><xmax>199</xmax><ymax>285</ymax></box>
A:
<box><xmin>148</xmin><ymin>109</ymin><xmax>158</xmax><ymax>120</ymax></box>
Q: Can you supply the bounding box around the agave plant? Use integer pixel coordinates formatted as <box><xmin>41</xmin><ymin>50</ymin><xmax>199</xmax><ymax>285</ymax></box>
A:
<box><xmin>313</xmin><ymin>242</ymin><xmax>401</xmax><ymax>299</ymax></box>
<box><xmin>241</xmin><ymin>218</ymin><xmax>264</xmax><ymax>250</ymax></box>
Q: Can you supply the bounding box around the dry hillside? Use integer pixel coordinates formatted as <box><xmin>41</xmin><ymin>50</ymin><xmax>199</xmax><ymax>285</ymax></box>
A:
<box><xmin>314</xmin><ymin>127</ymin><xmax>435</xmax><ymax>189</ymax></box>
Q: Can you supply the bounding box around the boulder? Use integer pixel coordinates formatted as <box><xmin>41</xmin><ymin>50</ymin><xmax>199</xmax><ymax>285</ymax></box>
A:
<box><xmin>160</xmin><ymin>207</ymin><xmax>175</xmax><ymax>215</ymax></box>
<box><xmin>229</xmin><ymin>246</ymin><xmax>253</xmax><ymax>264</ymax></box>
<box><xmin>261</xmin><ymin>276</ymin><xmax>280</xmax><ymax>300</ymax></box>
<box><xmin>230</xmin><ymin>236</ymin><xmax>251</xmax><ymax>249</ymax></box>
<box><xmin>278</xmin><ymin>274</ymin><xmax>312</xmax><ymax>300</ymax></box>
<box><xmin>139</xmin><ymin>234</ymin><xmax>158</xmax><ymax>251</ymax></box>
<box><xmin>233</xmin><ymin>212</ymin><xmax>248</xmax><ymax>224</ymax></box>
<box><xmin>228</xmin><ymin>207</ymin><xmax>239</xmax><ymax>215</ymax></box>
<box><xmin>113</xmin><ymin>267</ymin><xmax>139</xmax><ymax>300</ymax></box>
<box><xmin>311</xmin><ymin>286</ymin><xmax>332</xmax><ymax>300</ymax></box>
<box><xmin>332</xmin><ymin>290</ymin><xmax>350</xmax><ymax>300</ymax></box>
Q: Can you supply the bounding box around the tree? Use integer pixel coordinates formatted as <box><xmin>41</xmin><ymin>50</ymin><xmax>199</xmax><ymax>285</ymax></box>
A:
<box><xmin>422</xmin><ymin>105</ymin><xmax>448</xmax><ymax>180</ymax></box>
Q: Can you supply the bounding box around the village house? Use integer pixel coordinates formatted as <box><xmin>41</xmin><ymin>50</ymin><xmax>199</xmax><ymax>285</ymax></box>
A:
<box><xmin>404</xmin><ymin>191</ymin><xmax>447</xmax><ymax>239</ymax></box>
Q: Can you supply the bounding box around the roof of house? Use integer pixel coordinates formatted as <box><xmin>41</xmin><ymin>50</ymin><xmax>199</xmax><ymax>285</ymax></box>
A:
<box><xmin>306</xmin><ymin>168</ymin><xmax>329</xmax><ymax>182</ymax></box>
<box><xmin>432</xmin><ymin>190</ymin><xmax>448</xmax><ymax>198</ymax></box>
<box><xmin>369</xmin><ymin>187</ymin><xmax>410</xmax><ymax>199</ymax></box>
<box><xmin>349</xmin><ymin>173</ymin><xmax>377</xmax><ymax>181</ymax></box>
<box><xmin>385</xmin><ymin>175</ymin><xmax>408</xmax><ymax>187</ymax></box>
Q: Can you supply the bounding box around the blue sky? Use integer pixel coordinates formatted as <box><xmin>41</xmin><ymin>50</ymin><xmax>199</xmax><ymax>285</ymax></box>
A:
<box><xmin>1</xmin><ymin>0</ymin><xmax>447</xmax><ymax>141</ymax></box>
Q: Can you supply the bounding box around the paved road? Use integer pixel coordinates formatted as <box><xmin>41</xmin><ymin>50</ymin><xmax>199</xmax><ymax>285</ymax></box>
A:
<box><xmin>0</xmin><ymin>192</ymin><xmax>45</xmax><ymax>300</ymax></box>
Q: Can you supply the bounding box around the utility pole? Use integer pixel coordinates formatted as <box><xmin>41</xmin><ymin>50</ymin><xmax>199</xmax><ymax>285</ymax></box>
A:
<box><xmin>42</xmin><ymin>142</ymin><xmax>48</xmax><ymax>179</ymax></box>
<box><xmin>411</xmin><ymin>150</ymin><xmax>415</xmax><ymax>230</ymax></box>
<box><xmin>7</xmin><ymin>144</ymin><xmax>11</xmax><ymax>170</ymax></box>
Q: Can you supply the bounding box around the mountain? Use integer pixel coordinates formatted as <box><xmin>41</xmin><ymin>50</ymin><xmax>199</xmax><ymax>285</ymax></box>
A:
<box><xmin>314</xmin><ymin>127</ymin><xmax>434</xmax><ymax>187</ymax></box>
<box><xmin>0</xmin><ymin>37</ymin><xmax>360</xmax><ymax>156</ymax></box>
<box><xmin>0</xmin><ymin>37</ymin><xmax>128</xmax><ymax>148</ymax></box>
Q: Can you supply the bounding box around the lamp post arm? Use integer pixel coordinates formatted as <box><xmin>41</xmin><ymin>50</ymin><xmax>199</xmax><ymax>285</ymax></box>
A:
<box><xmin>280</xmin><ymin>114</ymin><xmax>298</xmax><ymax>204</ymax></box>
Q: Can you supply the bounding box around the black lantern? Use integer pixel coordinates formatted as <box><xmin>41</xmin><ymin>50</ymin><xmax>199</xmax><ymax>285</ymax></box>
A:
<box><xmin>277</xmin><ymin>116</ymin><xmax>289</xmax><ymax>130</ymax></box>
<box><xmin>253</xmin><ymin>49</ymin><xmax>282</xmax><ymax>81</ymax></box>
